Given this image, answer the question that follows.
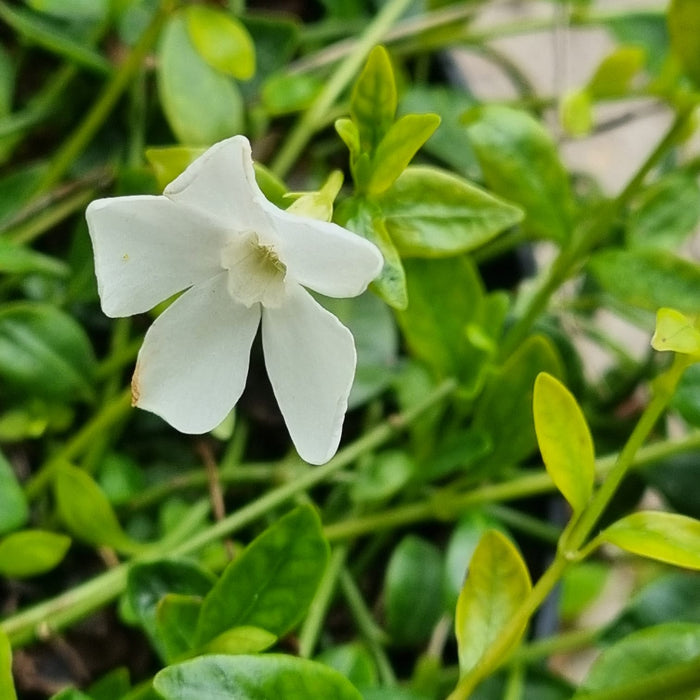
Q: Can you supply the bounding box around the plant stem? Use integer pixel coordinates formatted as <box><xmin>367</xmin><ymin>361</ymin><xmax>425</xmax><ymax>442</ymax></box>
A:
<box><xmin>269</xmin><ymin>0</ymin><xmax>413</xmax><ymax>178</ymax></box>
<box><xmin>32</xmin><ymin>0</ymin><xmax>173</xmax><ymax>197</ymax></box>
<box><xmin>448</xmin><ymin>357</ymin><xmax>689</xmax><ymax>699</ymax></box>
<box><xmin>3</xmin><ymin>379</ymin><xmax>456</xmax><ymax>647</ymax></box>
<box><xmin>501</xmin><ymin>104</ymin><xmax>696</xmax><ymax>358</ymax></box>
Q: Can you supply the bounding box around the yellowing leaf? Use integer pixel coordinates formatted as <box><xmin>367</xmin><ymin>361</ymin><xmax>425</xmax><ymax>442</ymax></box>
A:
<box><xmin>651</xmin><ymin>308</ymin><xmax>700</xmax><ymax>356</ymax></box>
<box><xmin>602</xmin><ymin>512</ymin><xmax>700</xmax><ymax>570</ymax></box>
<box><xmin>533</xmin><ymin>373</ymin><xmax>595</xmax><ymax>514</ymax></box>
<box><xmin>455</xmin><ymin>530</ymin><xmax>531</xmax><ymax>676</ymax></box>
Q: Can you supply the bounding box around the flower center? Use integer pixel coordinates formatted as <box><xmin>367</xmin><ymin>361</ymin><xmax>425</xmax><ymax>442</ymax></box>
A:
<box><xmin>221</xmin><ymin>232</ymin><xmax>288</xmax><ymax>308</ymax></box>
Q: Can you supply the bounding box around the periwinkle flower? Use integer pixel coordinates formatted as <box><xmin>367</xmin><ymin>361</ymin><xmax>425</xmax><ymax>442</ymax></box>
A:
<box><xmin>86</xmin><ymin>136</ymin><xmax>383</xmax><ymax>464</ymax></box>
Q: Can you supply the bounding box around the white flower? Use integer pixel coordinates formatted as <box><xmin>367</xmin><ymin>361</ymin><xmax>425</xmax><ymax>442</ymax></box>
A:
<box><xmin>86</xmin><ymin>136</ymin><xmax>383</xmax><ymax>464</ymax></box>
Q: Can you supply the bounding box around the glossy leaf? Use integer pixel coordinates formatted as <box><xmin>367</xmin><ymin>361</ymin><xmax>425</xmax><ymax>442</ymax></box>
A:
<box><xmin>185</xmin><ymin>6</ymin><xmax>255</xmax><ymax>80</ymax></box>
<box><xmin>575</xmin><ymin>623</ymin><xmax>700</xmax><ymax>697</ymax></box>
<box><xmin>0</xmin><ymin>451</ymin><xmax>27</xmax><ymax>535</ymax></box>
<box><xmin>588</xmin><ymin>248</ymin><xmax>700</xmax><ymax>314</ymax></box>
<box><xmin>652</xmin><ymin>308</ymin><xmax>700</xmax><ymax>356</ymax></box>
<box><xmin>0</xmin><ymin>303</ymin><xmax>96</xmax><ymax>402</ymax></box>
<box><xmin>587</xmin><ymin>46</ymin><xmax>646</xmax><ymax>97</ymax></box>
<box><xmin>466</xmin><ymin>106</ymin><xmax>573</xmax><ymax>243</ymax></box>
<box><xmin>455</xmin><ymin>530</ymin><xmax>531</xmax><ymax>676</ymax></box>
<box><xmin>202</xmin><ymin>626</ymin><xmax>277</xmax><ymax>657</ymax></box>
<box><xmin>0</xmin><ymin>529</ymin><xmax>70</xmax><ymax>578</ymax></box>
<box><xmin>385</xmin><ymin>536</ymin><xmax>444</xmax><ymax>646</ymax></box>
<box><xmin>195</xmin><ymin>505</ymin><xmax>329</xmax><ymax>645</ymax></box>
<box><xmin>128</xmin><ymin>559</ymin><xmax>214</xmax><ymax>660</ymax></box>
<box><xmin>533</xmin><ymin>373</ymin><xmax>595</xmax><ymax>514</ymax></box>
<box><xmin>0</xmin><ymin>626</ymin><xmax>16</xmax><ymax>700</ymax></box>
<box><xmin>601</xmin><ymin>511</ymin><xmax>700</xmax><ymax>569</ymax></box>
<box><xmin>154</xmin><ymin>653</ymin><xmax>362</xmax><ymax>700</ymax></box>
<box><xmin>380</xmin><ymin>166</ymin><xmax>523</xmax><ymax>257</ymax></box>
<box><xmin>472</xmin><ymin>335</ymin><xmax>564</xmax><ymax>473</ymax></box>
<box><xmin>54</xmin><ymin>463</ymin><xmax>142</xmax><ymax>554</ymax></box>
<box><xmin>368</xmin><ymin>114</ymin><xmax>441</xmax><ymax>195</ymax></box>
<box><xmin>351</xmin><ymin>45</ymin><xmax>396</xmax><ymax>153</ymax></box>
<box><xmin>668</xmin><ymin>0</ymin><xmax>700</xmax><ymax>86</ymax></box>
<box><xmin>157</xmin><ymin>13</ymin><xmax>243</xmax><ymax>145</ymax></box>
<box><xmin>627</xmin><ymin>173</ymin><xmax>700</xmax><ymax>251</ymax></box>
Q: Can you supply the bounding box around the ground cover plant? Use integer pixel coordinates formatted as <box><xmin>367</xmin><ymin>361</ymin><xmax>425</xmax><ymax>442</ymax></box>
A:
<box><xmin>0</xmin><ymin>0</ymin><xmax>699</xmax><ymax>698</ymax></box>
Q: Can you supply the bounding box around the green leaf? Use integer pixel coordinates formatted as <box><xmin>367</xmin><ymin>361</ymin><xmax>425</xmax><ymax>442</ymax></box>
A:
<box><xmin>587</xmin><ymin>46</ymin><xmax>646</xmax><ymax>97</ymax></box>
<box><xmin>145</xmin><ymin>146</ymin><xmax>205</xmax><ymax>191</ymax></box>
<box><xmin>669</xmin><ymin>0</ymin><xmax>700</xmax><ymax>86</ymax></box>
<box><xmin>185</xmin><ymin>6</ymin><xmax>255</xmax><ymax>80</ymax></box>
<box><xmin>533</xmin><ymin>373</ymin><xmax>595</xmax><ymax>514</ymax></box>
<box><xmin>128</xmin><ymin>559</ymin><xmax>214</xmax><ymax>660</ymax></box>
<box><xmin>24</xmin><ymin>0</ymin><xmax>108</xmax><ymax>21</ymax></box>
<box><xmin>286</xmin><ymin>170</ymin><xmax>343</xmax><ymax>222</ymax></box>
<box><xmin>560</xmin><ymin>89</ymin><xmax>593</xmax><ymax>137</ymax></box>
<box><xmin>397</xmin><ymin>257</ymin><xmax>493</xmax><ymax>391</ymax></box>
<box><xmin>575</xmin><ymin>623</ymin><xmax>700</xmax><ymax>697</ymax></box>
<box><xmin>606</xmin><ymin>13</ymin><xmax>669</xmax><ymax>75</ymax></box>
<box><xmin>367</xmin><ymin>113</ymin><xmax>440</xmax><ymax>195</ymax></box>
<box><xmin>472</xmin><ymin>335</ymin><xmax>564</xmax><ymax>473</ymax></box>
<box><xmin>202</xmin><ymin>626</ymin><xmax>277</xmax><ymax>657</ymax></box>
<box><xmin>644</xmin><ymin>452</ymin><xmax>700</xmax><ymax>518</ymax></box>
<box><xmin>337</xmin><ymin>198</ymin><xmax>407</xmax><ymax>309</ymax></box>
<box><xmin>0</xmin><ymin>303</ymin><xmax>96</xmax><ymax>402</ymax></box>
<box><xmin>466</xmin><ymin>106</ymin><xmax>574</xmax><ymax>243</ymax></box>
<box><xmin>351</xmin><ymin>45</ymin><xmax>396</xmax><ymax>153</ymax></box>
<box><xmin>154</xmin><ymin>654</ymin><xmax>362</xmax><ymax>700</ymax></box>
<box><xmin>54</xmin><ymin>463</ymin><xmax>142</xmax><ymax>555</ymax></box>
<box><xmin>559</xmin><ymin>562</ymin><xmax>609</xmax><ymax>622</ymax></box>
<box><xmin>0</xmin><ymin>626</ymin><xmax>17</xmax><ymax>700</ymax></box>
<box><xmin>0</xmin><ymin>239</ymin><xmax>68</xmax><ymax>277</ymax></box>
<box><xmin>455</xmin><ymin>530</ymin><xmax>531</xmax><ymax>676</ymax></box>
<box><xmin>384</xmin><ymin>536</ymin><xmax>444</xmax><ymax>646</ymax></box>
<box><xmin>0</xmin><ymin>529</ymin><xmax>70</xmax><ymax>578</ymax></box>
<box><xmin>627</xmin><ymin>173</ymin><xmax>700</xmax><ymax>251</ymax></box>
<box><xmin>157</xmin><ymin>13</ymin><xmax>243</xmax><ymax>146</ymax></box>
<box><xmin>652</xmin><ymin>308</ymin><xmax>700</xmax><ymax>356</ymax></box>
<box><xmin>444</xmin><ymin>511</ymin><xmax>506</xmax><ymax>613</ymax></box>
<box><xmin>195</xmin><ymin>505</ymin><xmax>329</xmax><ymax>645</ymax></box>
<box><xmin>379</xmin><ymin>166</ymin><xmax>523</xmax><ymax>257</ymax></box>
<box><xmin>588</xmin><ymin>248</ymin><xmax>700</xmax><ymax>314</ymax></box>
<box><xmin>350</xmin><ymin>450</ymin><xmax>414</xmax><ymax>506</ymax></box>
<box><xmin>316</xmin><ymin>643</ymin><xmax>378</xmax><ymax>689</ymax></box>
<box><xmin>335</xmin><ymin>118</ymin><xmax>361</xmax><ymax>161</ymax></box>
<box><xmin>262</xmin><ymin>72</ymin><xmax>323</xmax><ymax>115</ymax></box>
<box><xmin>88</xmin><ymin>667</ymin><xmax>131</xmax><ymax>700</ymax></box>
<box><xmin>0</xmin><ymin>451</ymin><xmax>27</xmax><ymax>535</ymax></box>
<box><xmin>604</xmin><ymin>573</ymin><xmax>700</xmax><ymax>642</ymax></box>
<box><xmin>600</xmin><ymin>512</ymin><xmax>700</xmax><ymax>569</ymax></box>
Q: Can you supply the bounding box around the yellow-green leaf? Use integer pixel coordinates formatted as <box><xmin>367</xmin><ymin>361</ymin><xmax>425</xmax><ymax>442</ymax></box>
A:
<box><xmin>0</xmin><ymin>530</ymin><xmax>71</xmax><ymax>578</ymax></box>
<box><xmin>0</xmin><ymin>627</ymin><xmax>16</xmax><ymax>700</ymax></box>
<box><xmin>560</xmin><ymin>89</ymin><xmax>593</xmax><ymax>137</ymax></box>
<box><xmin>651</xmin><ymin>308</ymin><xmax>700</xmax><ymax>356</ymax></box>
<box><xmin>587</xmin><ymin>46</ymin><xmax>646</xmax><ymax>97</ymax></box>
<box><xmin>601</xmin><ymin>512</ymin><xmax>700</xmax><ymax>570</ymax></box>
<box><xmin>669</xmin><ymin>0</ymin><xmax>700</xmax><ymax>87</ymax></box>
<box><xmin>533</xmin><ymin>373</ymin><xmax>595</xmax><ymax>514</ymax></box>
<box><xmin>146</xmin><ymin>146</ymin><xmax>206</xmax><ymax>191</ymax></box>
<box><xmin>185</xmin><ymin>6</ymin><xmax>255</xmax><ymax>80</ymax></box>
<box><xmin>455</xmin><ymin>530</ymin><xmax>531</xmax><ymax>676</ymax></box>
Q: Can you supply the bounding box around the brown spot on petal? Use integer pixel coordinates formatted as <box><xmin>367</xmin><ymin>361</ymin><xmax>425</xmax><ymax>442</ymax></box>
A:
<box><xmin>131</xmin><ymin>366</ymin><xmax>141</xmax><ymax>407</ymax></box>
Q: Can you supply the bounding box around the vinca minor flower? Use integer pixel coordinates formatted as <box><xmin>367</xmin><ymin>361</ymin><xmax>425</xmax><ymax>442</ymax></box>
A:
<box><xmin>86</xmin><ymin>136</ymin><xmax>383</xmax><ymax>464</ymax></box>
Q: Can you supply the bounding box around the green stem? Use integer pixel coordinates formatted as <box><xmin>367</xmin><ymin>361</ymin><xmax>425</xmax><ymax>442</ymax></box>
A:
<box><xmin>269</xmin><ymin>0</ymin><xmax>413</xmax><ymax>178</ymax></box>
<box><xmin>339</xmin><ymin>568</ymin><xmax>395</xmax><ymax>686</ymax></box>
<box><xmin>448</xmin><ymin>358</ymin><xmax>689</xmax><ymax>699</ymax></box>
<box><xmin>32</xmin><ymin>0</ymin><xmax>173</xmax><ymax>196</ymax></box>
<box><xmin>25</xmin><ymin>389</ymin><xmax>133</xmax><ymax>501</ymax></box>
<box><xmin>511</xmin><ymin>626</ymin><xmax>601</xmax><ymax>664</ymax></box>
<box><xmin>3</xmin><ymin>379</ymin><xmax>456</xmax><ymax>647</ymax></box>
<box><xmin>501</xmin><ymin>104</ymin><xmax>696</xmax><ymax>358</ymax></box>
<box><xmin>298</xmin><ymin>544</ymin><xmax>348</xmax><ymax>658</ymax></box>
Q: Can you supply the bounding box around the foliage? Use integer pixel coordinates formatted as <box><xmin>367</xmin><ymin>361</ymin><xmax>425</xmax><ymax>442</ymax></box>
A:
<box><xmin>0</xmin><ymin>0</ymin><xmax>698</xmax><ymax>699</ymax></box>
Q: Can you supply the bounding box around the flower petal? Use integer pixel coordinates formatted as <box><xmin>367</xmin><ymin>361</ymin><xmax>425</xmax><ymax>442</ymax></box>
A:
<box><xmin>86</xmin><ymin>195</ymin><xmax>228</xmax><ymax>317</ymax></box>
<box><xmin>133</xmin><ymin>273</ymin><xmax>260</xmax><ymax>433</ymax></box>
<box><xmin>262</xmin><ymin>285</ymin><xmax>356</xmax><ymax>464</ymax></box>
<box><xmin>164</xmin><ymin>135</ymin><xmax>270</xmax><ymax>232</ymax></box>
<box><xmin>266</xmin><ymin>208</ymin><xmax>384</xmax><ymax>298</ymax></box>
